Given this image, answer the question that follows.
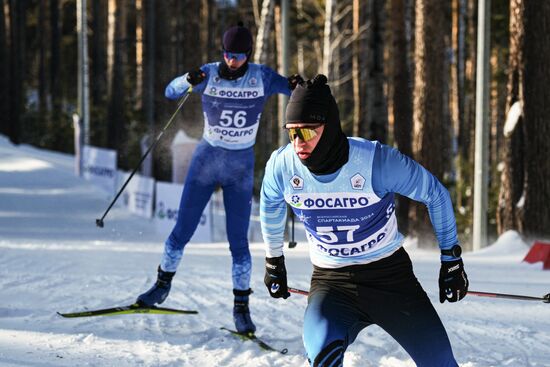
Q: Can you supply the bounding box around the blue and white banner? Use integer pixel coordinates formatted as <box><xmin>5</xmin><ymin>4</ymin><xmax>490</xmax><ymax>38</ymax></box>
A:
<box><xmin>154</xmin><ymin>181</ymin><xmax>212</xmax><ymax>243</ymax></box>
<box><xmin>119</xmin><ymin>171</ymin><xmax>154</xmax><ymax>218</ymax></box>
<box><xmin>82</xmin><ymin>145</ymin><xmax>117</xmax><ymax>195</ymax></box>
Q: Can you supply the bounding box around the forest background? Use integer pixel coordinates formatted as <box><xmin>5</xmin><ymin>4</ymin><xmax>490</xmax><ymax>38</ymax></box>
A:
<box><xmin>1</xmin><ymin>0</ymin><xmax>549</xmax><ymax>250</ymax></box>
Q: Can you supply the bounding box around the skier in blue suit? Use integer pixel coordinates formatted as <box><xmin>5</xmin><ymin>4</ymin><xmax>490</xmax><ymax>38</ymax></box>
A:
<box><xmin>260</xmin><ymin>75</ymin><xmax>468</xmax><ymax>366</ymax></box>
<box><xmin>137</xmin><ymin>23</ymin><xmax>301</xmax><ymax>334</ymax></box>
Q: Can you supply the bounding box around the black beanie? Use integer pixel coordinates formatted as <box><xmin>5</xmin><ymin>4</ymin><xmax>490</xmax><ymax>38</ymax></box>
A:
<box><xmin>219</xmin><ymin>22</ymin><xmax>252</xmax><ymax>80</ymax></box>
<box><xmin>285</xmin><ymin>75</ymin><xmax>332</xmax><ymax>125</ymax></box>
<box><xmin>285</xmin><ymin>75</ymin><xmax>349</xmax><ymax>175</ymax></box>
<box><xmin>222</xmin><ymin>23</ymin><xmax>253</xmax><ymax>53</ymax></box>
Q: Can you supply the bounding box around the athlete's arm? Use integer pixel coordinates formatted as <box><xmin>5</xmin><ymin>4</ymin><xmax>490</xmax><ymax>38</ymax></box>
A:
<box><xmin>260</xmin><ymin>149</ymin><xmax>288</xmax><ymax>258</ymax></box>
<box><xmin>165</xmin><ymin>66</ymin><xmax>208</xmax><ymax>99</ymax></box>
<box><xmin>261</xmin><ymin>65</ymin><xmax>292</xmax><ymax>97</ymax></box>
<box><xmin>372</xmin><ymin>144</ymin><xmax>459</xmax><ymax>260</ymax></box>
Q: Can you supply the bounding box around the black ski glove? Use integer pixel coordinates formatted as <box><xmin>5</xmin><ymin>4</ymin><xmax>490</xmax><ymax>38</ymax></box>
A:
<box><xmin>439</xmin><ymin>259</ymin><xmax>468</xmax><ymax>303</ymax></box>
<box><xmin>287</xmin><ymin>74</ymin><xmax>304</xmax><ymax>91</ymax></box>
<box><xmin>264</xmin><ymin>256</ymin><xmax>290</xmax><ymax>299</ymax></box>
<box><xmin>186</xmin><ymin>69</ymin><xmax>206</xmax><ymax>86</ymax></box>
<box><xmin>136</xmin><ymin>266</ymin><xmax>176</xmax><ymax>306</ymax></box>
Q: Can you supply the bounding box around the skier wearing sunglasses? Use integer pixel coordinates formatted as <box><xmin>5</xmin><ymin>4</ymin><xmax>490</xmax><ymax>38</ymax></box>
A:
<box><xmin>136</xmin><ymin>22</ymin><xmax>302</xmax><ymax>335</ymax></box>
<box><xmin>260</xmin><ymin>75</ymin><xmax>467</xmax><ymax>366</ymax></box>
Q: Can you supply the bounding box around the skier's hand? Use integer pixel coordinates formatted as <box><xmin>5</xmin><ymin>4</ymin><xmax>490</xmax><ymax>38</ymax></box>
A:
<box><xmin>136</xmin><ymin>266</ymin><xmax>175</xmax><ymax>306</ymax></box>
<box><xmin>439</xmin><ymin>259</ymin><xmax>468</xmax><ymax>303</ymax></box>
<box><xmin>264</xmin><ymin>256</ymin><xmax>290</xmax><ymax>299</ymax></box>
<box><xmin>186</xmin><ymin>69</ymin><xmax>206</xmax><ymax>86</ymax></box>
<box><xmin>287</xmin><ymin>74</ymin><xmax>304</xmax><ymax>91</ymax></box>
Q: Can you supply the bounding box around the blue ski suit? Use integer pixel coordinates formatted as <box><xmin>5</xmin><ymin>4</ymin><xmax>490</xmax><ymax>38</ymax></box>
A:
<box><xmin>261</xmin><ymin>138</ymin><xmax>460</xmax><ymax>366</ymax></box>
<box><xmin>161</xmin><ymin>62</ymin><xmax>291</xmax><ymax>291</ymax></box>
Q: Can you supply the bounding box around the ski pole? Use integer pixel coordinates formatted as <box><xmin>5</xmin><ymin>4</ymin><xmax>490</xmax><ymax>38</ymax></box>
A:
<box><xmin>289</xmin><ymin>287</ymin><xmax>309</xmax><ymax>296</ymax></box>
<box><xmin>289</xmin><ymin>287</ymin><xmax>550</xmax><ymax>303</ymax></box>
<box><xmin>467</xmin><ymin>290</ymin><xmax>550</xmax><ymax>303</ymax></box>
<box><xmin>96</xmin><ymin>87</ymin><xmax>193</xmax><ymax>228</ymax></box>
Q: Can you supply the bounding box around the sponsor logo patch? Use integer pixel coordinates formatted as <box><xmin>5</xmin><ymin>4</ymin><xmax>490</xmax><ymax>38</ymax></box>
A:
<box><xmin>290</xmin><ymin>175</ymin><xmax>304</xmax><ymax>190</ymax></box>
<box><xmin>351</xmin><ymin>173</ymin><xmax>365</xmax><ymax>190</ymax></box>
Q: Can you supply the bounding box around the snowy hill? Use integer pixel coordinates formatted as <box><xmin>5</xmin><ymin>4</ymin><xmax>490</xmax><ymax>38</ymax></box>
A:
<box><xmin>1</xmin><ymin>135</ymin><xmax>549</xmax><ymax>366</ymax></box>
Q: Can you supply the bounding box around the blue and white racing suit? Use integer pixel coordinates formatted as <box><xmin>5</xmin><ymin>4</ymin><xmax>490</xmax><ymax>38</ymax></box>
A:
<box><xmin>260</xmin><ymin>138</ymin><xmax>460</xmax><ymax>366</ymax></box>
<box><xmin>161</xmin><ymin>62</ymin><xmax>290</xmax><ymax>291</ymax></box>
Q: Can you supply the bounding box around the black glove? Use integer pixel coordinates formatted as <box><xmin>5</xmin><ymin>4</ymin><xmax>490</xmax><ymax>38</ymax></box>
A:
<box><xmin>439</xmin><ymin>259</ymin><xmax>468</xmax><ymax>303</ymax></box>
<box><xmin>287</xmin><ymin>74</ymin><xmax>304</xmax><ymax>91</ymax></box>
<box><xmin>186</xmin><ymin>69</ymin><xmax>206</xmax><ymax>86</ymax></box>
<box><xmin>264</xmin><ymin>256</ymin><xmax>290</xmax><ymax>299</ymax></box>
<box><xmin>136</xmin><ymin>266</ymin><xmax>176</xmax><ymax>306</ymax></box>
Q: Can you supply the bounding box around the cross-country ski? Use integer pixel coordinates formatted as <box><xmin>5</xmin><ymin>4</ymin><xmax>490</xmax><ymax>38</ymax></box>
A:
<box><xmin>57</xmin><ymin>303</ymin><xmax>198</xmax><ymax>318</ymax></box>
<box><xmin>220</xmin><ymin>327</ymin><xmax>288</xmax><ymax>354</ymax></box>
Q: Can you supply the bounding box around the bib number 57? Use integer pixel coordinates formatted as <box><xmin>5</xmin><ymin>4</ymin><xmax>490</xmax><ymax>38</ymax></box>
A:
<box><xmin>316</xmin><ymin>225</ymin><xmax>360</xmax><ymax>243</ymax></box>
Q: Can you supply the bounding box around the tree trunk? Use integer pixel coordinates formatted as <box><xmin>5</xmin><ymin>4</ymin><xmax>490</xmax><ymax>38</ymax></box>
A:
<box><xmin>141</xmin><ymin>0</ymin><xmax>155</xmax><ymax>177</ymax></box>
<box><xmin>351</xmin><ymin>0</ymin><xmax>361</xmax><ymax>137</ymax></box>
<box><xmin>391</xmin><ymin>0</ymin><xmax>413</xmax><ymax>235</ymax></box>
<box><xmin>322</xmin><ymin>0</ymin><xmax>334</xmax><ymax>76</ymax></box>
<box><xmin>90</xmin><ymin>0</ymin><xmax>108</xmax><ymax>108</ymax></box>
<box><xmin>365</xmin><ymin>0</ymin><xmax>387</xmax><ymax>143</ymax></box>
<box><xmin>152</xmin><ymin>0</ymin><xmax>175</xmax><ymax>180</ymax></box>
<box><xmin>177</xmin><ymin>0</ymin><xmax>202</xmax><ymax>138</ymax></box>
<box><xmin>200</xmin><ymin>0</ymin><xmax>216</xmax><ymax>62</ymax></box>
<box><xmin>107</xmin><ymin>0</ymin><xmax>128</xmax><ymax>156</ymax></box>
<box><xmin>254</xmin><ymin>0</ymin><xmax>274</xmax><ymax>65</ymax></box>
<box><xmin>497</xmin><ymin>0</ymin><xmax>524</xmax><ymax>234</ymax></box>
<box><xmin>296</xmin><ymin>0</ymin><xmax>305</xmax><ymax>75</ymax></box>
<box><xmin>521</xmin><ymin>1</ymin><xmax>550</xmax><ymax>240</ymax></box>
<box><xmin>38</xmin><ymin>0</ymin><xmax>48</xmax><ymax>114</ymax></box>
<box><xmin>50</xmin><ymin>0</ymin><xmax>61</xmax><ymax>118</ymax></box>
<box><xmin>0</xmin><ymin>0</ymin><xmax>9</xmax><ymax>136</ymax></box>
<box><xmin>90</xmin><ymin>0</ymin><xmax>108</xmax><ymax>144</ymax></box>
<box><xmin>8</xmin><ymin>0</ymin><xmax>27</xmax><ymax>145</ymax></box>
<box><xmin>412</xmin><ymin>0</ymin><xmax>449</xmax><ymax>246</ymax></box>
<box><xmin>127</xmin><ymin>0</ymin><xmax>137</xmax><ymax>106</ymax></box>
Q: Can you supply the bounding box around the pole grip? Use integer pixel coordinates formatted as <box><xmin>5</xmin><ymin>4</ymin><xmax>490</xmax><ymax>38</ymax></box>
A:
<box><xmin>288</xmin><ymin>287</ymin><xmax>309</xmax><ymax>296</ymax></box>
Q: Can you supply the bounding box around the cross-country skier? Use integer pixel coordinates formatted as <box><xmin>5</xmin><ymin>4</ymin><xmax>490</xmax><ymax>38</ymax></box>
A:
<box><xmin>260</xmin><ymin>75</ymin><xmax>468</xmax><ymax>366</ymax></box>
<box><xmin>136</xmin><ymin>22</ymin><xmax>302</xmax><ymax>334</ymax></box>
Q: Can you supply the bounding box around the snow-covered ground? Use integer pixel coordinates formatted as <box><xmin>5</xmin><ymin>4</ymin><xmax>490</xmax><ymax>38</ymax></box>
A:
<box><xmin>0</xmin><ymin>135</ymin><xmax>549</xmax><ymax>367</ymax></box>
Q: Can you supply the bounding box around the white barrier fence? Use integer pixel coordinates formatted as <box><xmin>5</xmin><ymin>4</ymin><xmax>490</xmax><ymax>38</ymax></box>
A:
<box><xmin>79</xmin><ymin>144</ymin><xmax>302</xmax><ymax>244</ymax></box>
<box><xmin>82</xmin><ymin>145</ymin><xmax>117</xmax><ymax>194</ymax></box>
<box><xmin>154</xmin><ymin>181</ymin><xmax>212</xmax><ymax>242</ymax></box>
<box><xmin>83</xmin><ymin>146</ymin><xmax>292</xmax><ymax>243</ymax></box>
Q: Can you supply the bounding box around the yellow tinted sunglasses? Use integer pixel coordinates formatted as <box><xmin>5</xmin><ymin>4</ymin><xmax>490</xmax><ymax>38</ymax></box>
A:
<box><xmin>286</xmin><ymin>126</ymin><xmax>321</xmax><ymax>142</ymax></box>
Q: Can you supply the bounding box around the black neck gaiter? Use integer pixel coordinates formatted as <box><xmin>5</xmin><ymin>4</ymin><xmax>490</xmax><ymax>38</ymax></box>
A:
<box><xmin>285</xmin><ymin>75</ymin><xmax>349</xmax><ymax>175</ymax></box>
<box><xmin>303</xmin><ymin>120</ymin><xmax>349</xmax><ymax>175</ymax></box>
<box><xmin>218</xmin><ymin>61</ymin><xmax>249</xmax><ymax>80</ymax></box>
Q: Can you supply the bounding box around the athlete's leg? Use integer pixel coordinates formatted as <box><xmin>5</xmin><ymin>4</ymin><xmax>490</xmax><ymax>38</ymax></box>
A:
<box><xmin>220</xmin><ymin>148</ymin><xmax>254</xmax><ymax>291</ymax></box>
<box><xmin>220</xmin><ymin>149</ymin><xmax>255</xmax><ymax>333</ymax></box>
<box><xmin>161</xmin><ymin>142</ymin><xmax>217</xmax><ymax>272</ymax></box>
<box><xmin>303</xmin><ymin>271</ymin><xmax>370</xmax><ymax>367</ymax></box>
<box><xmin>361</xmin><ymin>249</ymin><xmax>458</xmax><ymax>367</ymax></box>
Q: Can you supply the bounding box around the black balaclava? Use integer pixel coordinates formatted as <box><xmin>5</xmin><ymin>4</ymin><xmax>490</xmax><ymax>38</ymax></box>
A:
<box><xmin>219</xmin><ymin>22</ymin><xmax>252</xmax><ymax>80</ymax></box>
<box><xmin>285</xmin><ymin>75</ymin><xmax>349</xmax><ymax>175</ymax></box>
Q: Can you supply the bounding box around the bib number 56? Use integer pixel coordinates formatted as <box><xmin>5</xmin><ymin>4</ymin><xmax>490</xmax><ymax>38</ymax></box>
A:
<box><xmin>220</xmin><ymin>110</ymin><xmax>247</xmax><ymax>127</ymax></box>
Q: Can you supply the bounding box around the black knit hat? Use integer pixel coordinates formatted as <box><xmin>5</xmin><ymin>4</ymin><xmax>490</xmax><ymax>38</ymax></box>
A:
<box><xmin>284</xmin><ymin>75</ymin><xmax>349</xmax><ymax>175</ymax></box>
<box><xmin>285</xmin><ymin>75</ymin><xmax>335</xmax><ymax>126</ymax></box>
<box><xmin>223</xmin><ymin>22</ymin><xmax>253</xmax><ymax>53</ymax></box>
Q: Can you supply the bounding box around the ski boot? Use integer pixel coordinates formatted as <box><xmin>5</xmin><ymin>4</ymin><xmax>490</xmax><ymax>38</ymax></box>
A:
<box><xmin>233</xmin><ymin>288</ymin><xmax>256</xmax><ymax>334</ymax></box>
